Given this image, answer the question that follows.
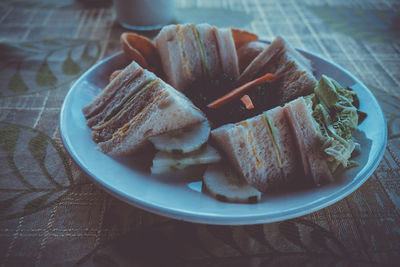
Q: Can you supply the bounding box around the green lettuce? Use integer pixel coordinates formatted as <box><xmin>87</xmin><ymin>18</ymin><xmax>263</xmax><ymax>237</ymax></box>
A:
<box><xmin>311</xmin><ymin>75</ymin><xmax>359</xmax><ymax>173</ymax></box>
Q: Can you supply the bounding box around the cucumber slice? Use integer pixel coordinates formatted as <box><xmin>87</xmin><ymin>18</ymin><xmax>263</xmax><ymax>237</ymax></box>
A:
<box><xmin>151</xmin><ymin>145</ymin><xmax>221</xmax><ymax>174</ymax></box>
<box><xmin>203</xmin><ymin>164</ymin><xmax>261</xmax><ymax>203</ymax></box>
<box><xmin>149</xmin><ymin>121</ymin><xmax>210</xmax><ymax>154</ymax></box>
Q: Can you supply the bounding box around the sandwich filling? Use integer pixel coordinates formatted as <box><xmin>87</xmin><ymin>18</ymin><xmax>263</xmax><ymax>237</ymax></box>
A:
<box><xmin>191</xmin><ymin>24</ymin><xmax>208</xmax><ymax>78</ymax></box>
<box><xmin>92</xmin><ymin>78</ymin><xmax>159</xmax><ymax>131</ymax></box>
<box><xmin>261</xmin><ymin>113</ymin><xmax>282</xmax><ymax>168</ymax></box>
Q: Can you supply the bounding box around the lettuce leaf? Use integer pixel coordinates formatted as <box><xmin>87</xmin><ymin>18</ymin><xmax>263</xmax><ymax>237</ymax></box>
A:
<box><xmin>312</xmin><ymin>75</ymin><xmax>359</xmax><ymax>173</ymax></box>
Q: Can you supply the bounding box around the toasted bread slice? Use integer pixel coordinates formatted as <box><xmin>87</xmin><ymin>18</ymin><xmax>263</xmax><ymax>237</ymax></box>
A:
<box><xmin>256</xmin><ymin>36</ymin><xmax>313</xmax><ymax>76</ymax></box>
<box><xmin>155</xmin><ymin>24</ymin><xmax>214</xmax><ymax>91</ymax></box>
<box><xmin>155</xmin><ymin>24</ymin><xmax>244</xmax><ymax>90</ymax></box>
<box><xmin>85</xmin><ymin>69</ymin><xmax>157</xmax><ymax>128</ymax></box>
<box><xmin>196</xmin><ymin>24</ymin><xmax>222</xmax><ymax>79</ymax></box>
<box><xmin>91</xmin><ymin>78</ymin><xmax>161</xmax><ymax>143</ymax></box>
<box><xmin>97</xmin><ymin>83</ymin><xmax>206</xmax><ymax>156</ymax></box>
<box><xmin>83</xmin><ymin>63</ymin><xmax>144</xmax><ymax>119</ymax></box>
<box><xmin>270</xmin><ymin>60</ymin><xmax>316</xmax><ymax>105</ymax></box>
<box><xmin>284</xmin><ymin>97</ymin><xmax>333</xmax><ymax>185</ymax></box>
<box><xmin>237</xmin><ymin>41</ymin><xmax>269</xmax><ymax>73</ymax></box>
<box><xmin>212</xmin><ymin>96</ymin><xmax>332</xmax><ymax>190</ymax></box>
<box><xmin>215</xmin><ymin>27</ymin><xmax>240</xmax><ymax>80</ymax></box>
<box><xmin>211</xmin><ymin>115</ymin><xmax>284</xmax><ymax>192</ymax></box>
<box><xmin>83</xmin><ymin>61</ymin><xmax>206</xmax><ymax>156</ymax></box>
<box><xmin>236</xmin><ymin>36</ymin><xmax>316</xmax><ymax>104</ymax></box>
<box><xmin>154</xmin><ymin>25</ymin><xmax>187</xmax><ymax>91</ymax></box>
<box><xmin>265</xmin><ymin>106</ymin><xmax>300</xmax><ymax>184</ymax></box>
<box><xmin>177</xmin><ymin>24</ymin><xmax>204</xmax><ymax>84</ymax></box>
<box><xmin>236</xmin><ymin>37</ymin><xmax>283</xmax><ymax>85</ymax></box>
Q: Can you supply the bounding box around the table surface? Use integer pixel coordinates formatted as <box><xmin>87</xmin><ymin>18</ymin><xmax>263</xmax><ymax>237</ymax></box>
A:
<box><xmin>0</xmin><ymin>0</ymin><xmax>399</xmax><ymax>266</ymax></box>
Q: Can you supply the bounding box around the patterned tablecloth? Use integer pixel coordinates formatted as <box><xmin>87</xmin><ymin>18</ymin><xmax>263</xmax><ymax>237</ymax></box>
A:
<box><xmin>0</xmin><ymin>0</ymin><xmax>399</xmax><ymax>266</ymax></box>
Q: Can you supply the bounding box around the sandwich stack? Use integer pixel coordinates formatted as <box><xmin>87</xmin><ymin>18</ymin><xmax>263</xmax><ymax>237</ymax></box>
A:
<box><xmin>154</xmin><ymin>23</ymin><xmax>243</xmax><ymax>91</ymax></box>
<box><xmin>81</xmin><ymin>23</ymin><xmax>361</xmax><ymax>203</ymax></box>
<box><xmin>83</xmin><ymin>61</ymin><xmax>207</xmax><ymax>156</ymax></box>
<box><xmin>211</xmin><ymin>75</ymin><xmax>359</xmax><ymax>193</ymax></box>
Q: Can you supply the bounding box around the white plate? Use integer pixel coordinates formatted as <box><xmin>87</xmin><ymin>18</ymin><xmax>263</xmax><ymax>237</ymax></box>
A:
<box><xmin>60</xmin><ymin>46</ymin><xmax>387</xmax><ymax>225</ymax></box>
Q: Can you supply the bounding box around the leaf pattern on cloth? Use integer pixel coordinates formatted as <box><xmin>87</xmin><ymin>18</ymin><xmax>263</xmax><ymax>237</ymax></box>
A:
<box><xmin>172</xmin><ymin>222</ymin><xmax>217</xmax><ymax>258</ymax></box>
<box><xmin>0</xmin><ymin>122</ymin><xmax>76</xmax><ymax>220</ymax></box>
<box><xmin>73</xmin><ymin>218</ymin><xmax>379</xmax><ymax>267</ymax></box>
<box><xmin>0</xmin><ymin>39</ymin><xmax>100</xmax><ymax>97</ymax></box>
<box><xmin>206</xmin><ymin>225</ymin><xmax>247</xmax><ymax>255</ymax></box>
<box><xmin>62</xmin><ymin>51</ymin><xmax>81</xmax><ymax>75</ymax></box>
<box><xmin>7</xmin><ymin>67</ymin><xmax>28</xmax><ymax>93</ymax></box>
<box><xmin>279</xmin><ymin>220</ymin><xmax>309</xmax><ymax>251</ymax></box>
<box><xmin>308</xmin><ymin>5</ymin><xmax>400</xmax><ymax>44</ymax></box>
<box><xmin>243</xmin><ymin>224</ymin><xmax>277</xmax><ymax>252</ymax></box>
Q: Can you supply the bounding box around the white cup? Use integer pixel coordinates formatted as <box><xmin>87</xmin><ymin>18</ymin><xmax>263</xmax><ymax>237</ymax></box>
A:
<box><xmin>113</xmin><ymin>0</ymin><xmax>175</xmax><ymax>31</ymax></box>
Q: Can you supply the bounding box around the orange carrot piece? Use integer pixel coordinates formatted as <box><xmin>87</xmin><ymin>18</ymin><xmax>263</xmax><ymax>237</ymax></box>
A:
<box><xmin>120</xmin><ymin>33</ymin><xmax>149</xmax><ymax>69</ymax></box>
<box><xmin>240</xmin><ymin>94</ymin><xmax>254</xmax><ymax>110</ymax></box>
<box><xmin>207</xmin><ymin>73</ymin><xmax>277</xmax><ymax>109</ymax></box>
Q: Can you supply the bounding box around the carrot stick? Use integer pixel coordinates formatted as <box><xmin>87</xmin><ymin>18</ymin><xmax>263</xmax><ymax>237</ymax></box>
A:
<box><xmin>240</xmin><ymin>94</ymin><xmax>254</xmax><ymax>110</ymax></box>
<box><xmin>207</xmin><ymin>73</ymin><xmax>277</xmax><ymax>109</ymax></box>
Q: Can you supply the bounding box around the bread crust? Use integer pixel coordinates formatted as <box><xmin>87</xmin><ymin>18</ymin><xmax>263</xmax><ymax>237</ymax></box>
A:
<box><xmin>86</xmin><ymin>69</ymin><xmax>156</xmax><ymax>128</ymax></box>
<box><xmin>265</xmin><ymin>107</ymin><xmax>301</xmax><ymax>185</ymax></box>
<box><xmin>155</xmin><ymin>24</ymin><xmax>241</xmax><ymax>92</ymax></box>
<box><xmin>99</xmin><ymin>88</ymin><xmax>206</xmax><ymax>156</ymax></box>
<box><xmin>236</xmin><ymin>36</ymin><xmax>316</xmax><ymax>101</ymax></box>
<box><xmin>284</xmin><ymin>97</ymin><xmax>333</xmax><ymax>186</ymax></box>
<box><xmin>237</xmin><ymin>41</ymin><xmax>269</xmax><ymax>73</ymax></box>
<box><xmin>91</xmin><ymin>79</ymin><xmax>162</xmax><ymax>143</ymax></box>
<box><xmin>82</xmin><ymin>57</ymin><xmax>207</xmax><ymax>156</ymax></box>
<box><xmin>211</xmin><ymin>115</ymin><xmax>285</xmax><ymax>192</ymax></box>
<box><xmin>196</xmin><ymin>24</ymin><xmax>222</xmax><ymax>79</ymax></box>
<box><xmin>82</xmin><ymin>63</ymin><xmax>143</xmax><ymax>119</ymax></box>
<box><xmin>215</xmin><ymin>28</ymin><xmax>240</xmax><ymax>80</ymax></box>
<box><xmin>179</xmin><ymin>25</ymin><xmax>204</xmax><ymax>84</ymax></box>
<box><xmin>155</xmin><ymin>25</ymin><xmax>187</xmax><ymax>91</ymax></box>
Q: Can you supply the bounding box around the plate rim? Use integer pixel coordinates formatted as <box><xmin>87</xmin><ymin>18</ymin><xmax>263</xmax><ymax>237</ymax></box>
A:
<box><xmin>59</xmin><ymin>42</ymin><xmax>387</xmax><ymax>225</ymax></box>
